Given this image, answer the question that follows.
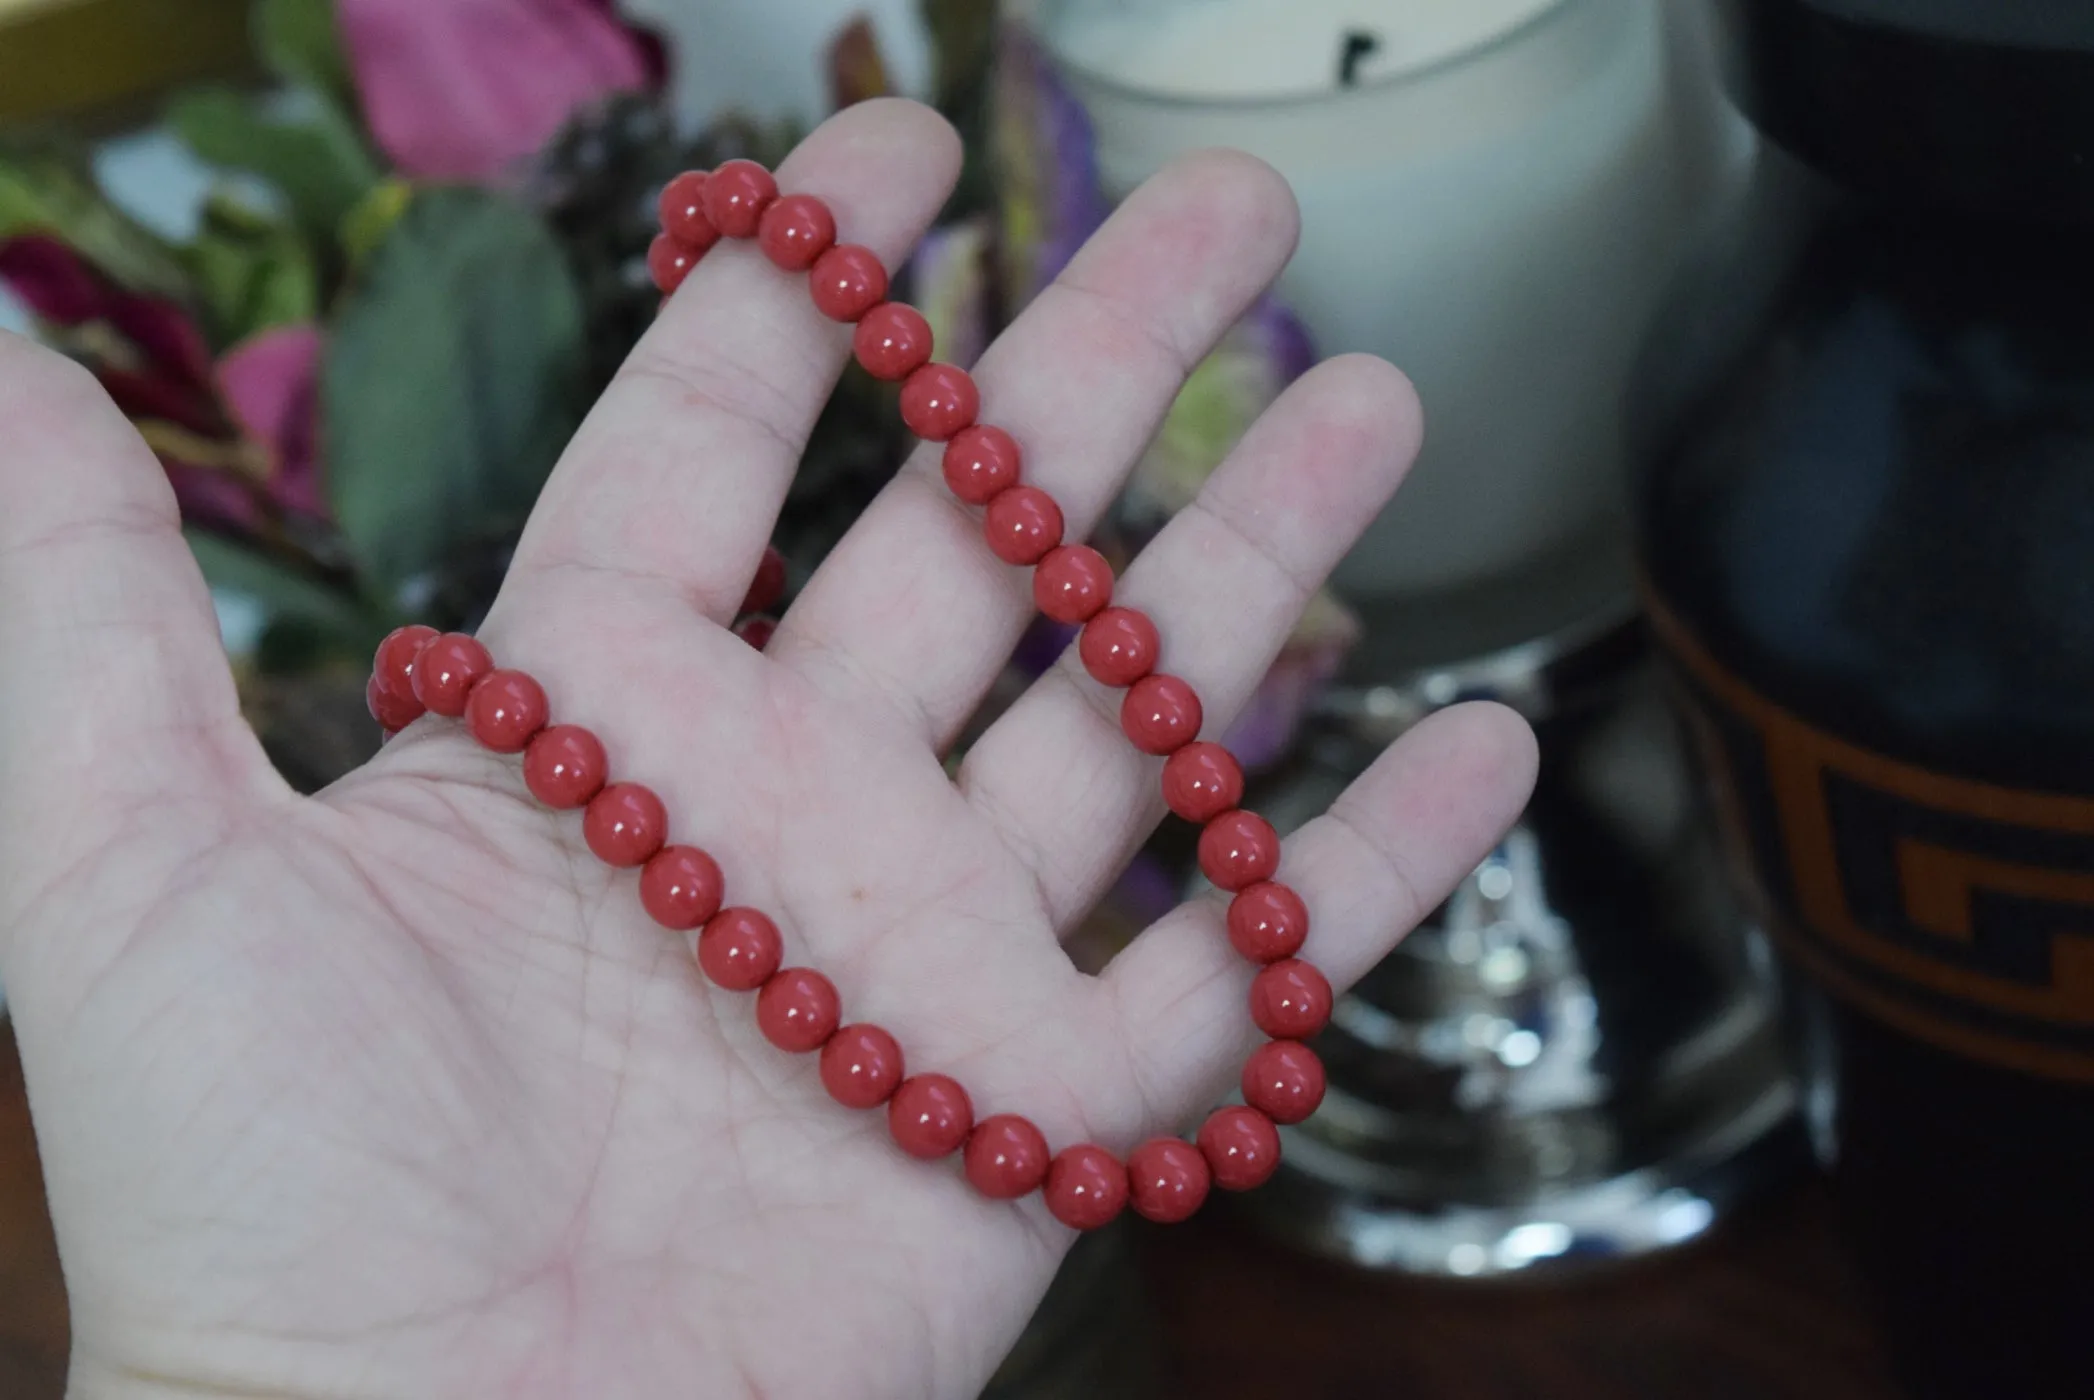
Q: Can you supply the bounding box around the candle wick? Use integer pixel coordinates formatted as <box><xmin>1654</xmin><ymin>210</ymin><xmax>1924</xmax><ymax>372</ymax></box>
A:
<box><xmin>1339</xmin><ymin>30</ymin><xmax>1380</xmax><ymax>88</ymax></box>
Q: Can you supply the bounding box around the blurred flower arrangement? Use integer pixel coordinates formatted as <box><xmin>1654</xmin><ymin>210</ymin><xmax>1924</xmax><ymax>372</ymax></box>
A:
<box><xmin>0</xmin><ymin>0</ymin><xmax>1355</xmax><ymax>794</ymax></box>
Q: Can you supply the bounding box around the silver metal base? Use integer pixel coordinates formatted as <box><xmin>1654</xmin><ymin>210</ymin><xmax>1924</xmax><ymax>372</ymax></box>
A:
<box><xmin>1238</xmin><ymin>604</ymin><xmax>1802</xmax><ymax>1276</ymax></box>
<box><xmin>1239</xmin><ymin>1074</ymin><xmax>1801</xmax><ymax>1276</ymax></box>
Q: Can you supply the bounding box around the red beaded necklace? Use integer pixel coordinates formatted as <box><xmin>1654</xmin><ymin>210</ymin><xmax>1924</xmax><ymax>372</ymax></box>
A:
<box><xmin>366</xmin><ymin>159</ymin><xmax>1332</xmax><ymax>1232</ymax></box>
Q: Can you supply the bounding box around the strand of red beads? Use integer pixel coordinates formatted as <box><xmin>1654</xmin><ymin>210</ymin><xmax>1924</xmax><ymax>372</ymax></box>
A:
<box><xmin>370</xmin><ymin>160</ymin><xmax>1329</xmax><ymax>1232</ymax></box>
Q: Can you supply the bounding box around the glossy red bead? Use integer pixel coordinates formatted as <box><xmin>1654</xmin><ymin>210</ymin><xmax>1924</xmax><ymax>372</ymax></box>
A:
<box><xmin>942</xmin><ymin>424</ymin><xmax>1021</xmax><ymax>504</ymax></box>
<box><xmin>1045</xmin><ymin>1145</ymin><xmax>1128</xmax><ymax>1231</ymax></box>
<box><xmin>756</xmin><ymin>967</ymin><xmax>841</xmax><ymax>1052</ymax></box>
<box><xmin>984</xmin><ymin>486</ymin><xmax>1063</xmax><ymax>566</ymax></box>
<box><xmin>1121</xmin><ymin>674</ymin><xmax>1202</xmax><ymax>756</ymax></box>
<box><xmin>366</xmin><ymin>673</ymin><xmax>422</xmax><ymax>731</ymax></box>
<box><xmin>1250</xmin><ymin>959</ymin><xmax>1334</xmax><ymax>1039</ymax></box>
<box><xmin>1032</xmin><ymin>545</ymin><xmax>1114</xmax><ymax>624</ymax></box>
<box><xmin>741</xmin><ymin>544</ymin><xmax>787</xmax><ymax>616</ymax></box>
<box><xmin>1242</xmin><ymin>1040</ymin><xmax>1326</xmax><ymax>1124</ymax></box>
<box><xmin>1126</xmin><ymin>1138</ymin><xmax>1211</xmax><ymax>1223</ymax></box>
<box><xmin>964</xmin><ymin>1114</ymin><xmax>1050</xmax><ymax>1199</ymax></box>
<box><xmin>583</xmin><ymin>781</ymin><xmax>668</xmax><ymax>867</ymax></box>
<box><xmin>697</xmin><ymin>907</ymin><xmax>783</xmax><ymax>991</ymax></box>
<box><xmin>1197</xmin><ymin>1106</ymin><xmax>1281</xmax><ymax>1191</ymax></box>
<box><xmin>756</xmin><ymin>193</ymin><xmax>835</xmax><ymax>271</ymax></box>
<box><xmin>1199</xmin><ymin>809</ymin><xmax>1281</xmax><ymax>891</ymax></box>
<box><xmin>374</xmin><ymin>624</ymin><xmax>437</xmax><ymax>702</ymax></box>
<box><xmin>701</xmin><ymin>158</ymin><xmax>776</xmax><ymax>238</ymax></box>
<box><xmin>465</xmin><ymin>669</ymin><xmax>548</xmax><ymax>753</ymax></box>
<box><xmin>640</xmin><ymin>844</ymin><xmax>724</xmax><ymax>931</ymax></box>
<box><xmin>853</xmin><ymin>302</ymin><xmax>933</xmax><ymax>381</ymax></box>
<box><xmin>888</xmin><ymin>1073</ymin><xmax>974</xmax><ymax>1160</ymax></box>
<box><xmin>647</xmin><ymin>234</ymin><xmax>700</xmax><ymax>294</ymax></box>
<box><xmin>809</xmin><ymin>244</ymin><xmax>888</xmax><ymax>322</ymax></box>
<box><xmin>734</xmin><ymin>615</ymin><xmax>777</xmax><ymax>651</ymax></box>
<box><xmin>523</xmin><ymin>724</ymin><xmax>608</xmax><ymax>809</ymax></box>
<box><xmin>900</xmin><ymin>363</ymin><xmax>979</xmax><ymax>441</ymax></box>
<box><xmin>1079</xmin><ymin>607</ymin><xmax>1160</xmax><ymax>688</ymax></box>
<box><xmin>656</xmin><ymin>171</ymin><xmax>716</xmax><ymax>245</ymax></box>
<box><xmin>819</xmin><ymin>1023</ymin><xmax>904</xmax><ymax>1109</ymax></box>
<box><xmin>412</xmin><ymin>632</ymin><xmax>493</xmax><ymax>717</ymax></box>
<box><xmin>1228</xmin><ymin>881</ymin><xmax>1310</xmax><ymax>963</ymax></box>
<box><xmin>1161</xmin><ymin>741</ymin><xmax>1242</xmax><ymax>822</ymax></box>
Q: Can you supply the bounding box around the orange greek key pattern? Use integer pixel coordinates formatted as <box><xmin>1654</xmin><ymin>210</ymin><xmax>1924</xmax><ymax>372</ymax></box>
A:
<box><xmin>1651</xmin><ymin>600</ymin><xmax>2094</xmax><ymax>1081</ymax></box>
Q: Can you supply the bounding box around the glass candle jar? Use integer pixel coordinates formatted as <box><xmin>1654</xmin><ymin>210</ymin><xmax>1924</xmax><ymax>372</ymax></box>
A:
<box><xmin>1011</xmin><ymin>0</ymin><xmax>1747</xmax><ymax>620</ymax></box>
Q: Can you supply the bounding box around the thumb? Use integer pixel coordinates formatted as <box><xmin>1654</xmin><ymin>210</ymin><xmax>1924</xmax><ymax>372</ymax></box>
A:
<box><xmin>0</xmin><ymin>333</ymin><xmax>277</xmax><ymax>972</ymax></box>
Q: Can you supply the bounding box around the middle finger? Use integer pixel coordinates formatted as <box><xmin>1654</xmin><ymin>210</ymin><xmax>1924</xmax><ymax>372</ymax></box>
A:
<box><xmin>767</xmin><ymin>149</ymin><xmax>1299</xmax><ymax>745</ymax></box>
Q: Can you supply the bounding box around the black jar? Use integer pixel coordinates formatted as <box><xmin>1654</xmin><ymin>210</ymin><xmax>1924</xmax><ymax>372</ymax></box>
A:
<box><xmin>1633</xmin><ymin>4</ymin><xmax>2094</xmax><ymax>1396</ymax></box>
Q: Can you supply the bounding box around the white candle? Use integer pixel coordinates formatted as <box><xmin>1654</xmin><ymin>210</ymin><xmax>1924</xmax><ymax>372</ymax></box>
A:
<box><xmin>1028</xmin><ymin>0</ymin><xmax>1748</xmax><ymax>606</ymax></box>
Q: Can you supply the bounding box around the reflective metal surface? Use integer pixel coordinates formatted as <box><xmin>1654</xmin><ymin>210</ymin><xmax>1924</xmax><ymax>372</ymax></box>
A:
<box><xmin>1237</xmin><ymin>604</ymin><xmax>1801</xmax><ymax>1275</ymax></box>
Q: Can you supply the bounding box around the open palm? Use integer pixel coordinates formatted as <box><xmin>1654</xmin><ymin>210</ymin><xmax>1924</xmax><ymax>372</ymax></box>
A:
<box><xmin>0</xmin><ymin>101</ymin><xmax>1534</xmax><ymax>1400</ymax></box>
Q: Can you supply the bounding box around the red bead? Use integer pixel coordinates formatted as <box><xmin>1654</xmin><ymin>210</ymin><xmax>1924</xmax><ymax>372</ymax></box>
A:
<box><xmin>942</xmin><ymin>424</ymin><xmax>1021</xmax><ymax>504</ymax></box>
<box><xmin>1121</xmin><ymin>674</ymin><xmax>1202</xmax><ymax>756</ymax></box>
<box><xmin>374</xmin><ymin>625</ymin><xmax>437</xmax><ymax>702</ymax></box>
<box><xmin>465</xmin><ymin>669</ymin><xmax>548</xmax><ymax>753</ymax></box>
<box><xmin>1032</xmin><ymin>545</ymin><xmax>1114</xmax><ymax>624</ymax></box>
<box><xmin>734</xmin><ymin>615</ymin><xmax>777</xmax><ymax>651</ymax></box>
<box><xmin>1197</xmin><ymin>1106</ymin><xmax>1281</xmax><ymax>1191</ymax></box>
<box><xmin>1079</xmin><ymin>608</ymin><xmax>1160</xmax><ymax>688</ymax></box>
<box><xmin>412</xmin><ymin>632</ymin><xmax>493</xmax><ymax>717</ymax></box>
<box><xmin>888</xmin><ymin>1074</ymin><xmax>974</xmax><ymax>1160</ymax></box>
<box><xmin>1045</xmin><ymin>1145</ymin><xmax>1128</xmax><ymax>1231</ymax></box>
<box><xmin>523</xmin><ymin>724</ymin><xmax>608</xmax><ymax>809</ymax></box>
<box><xmin>964</xmin><ymin>1114</ymin><xmax>1050</xmax><ymax>1199</ymax></box>
<box><xmin>1126</xmin><ymin>1138</ymin><xmax>1211</xmax><ymax>1224</ymax></box>
<box><xmin>900</xmin><ymin>363</ymin><xmax>979</xmax><ymax>441</ymax></box>
<box><xmin>583</xmin><ymin>781</ymin><xmax>668</xmax><ymax>867</ymax></box>
<box><xmin>984</xmin><ymin>486</ymin><xmax>1063</xmax><ymax>566</ymax></box>
<box><xmin>1250</xmin><ymin>959</ymin><xmax>1334</xmax><ymax>1039</ymax></box>
<box><xmin>647</xmin><ymin>234</ymin><xmax>701</xmax><ymax>294</ymax></box>
<box><xmin>657</xmin><ymin>172</ymin><xmax>717</xmax><ymax>244</ymax></box>
<box><xmin>852</xmin><ymin>302</ymin><xmax>933</xmax><ymax>381</ymax></box>
<box><xmin>366</xmin><ymin>673</ymin><xmax>422</xmax><ymax>731</ymax></box>
<box><xmin>640</xmin><ymin>844</ymin><xmax>724</xmax><ymax>931</ymax></box>
<box><xmin>741</xmin><ymin>544</ymin><xmax>787</xmax><ymax>616</ymax></box>
<box><xmin>697</xmin><ymin>907</ymin><xmax>783</xmax><ymax>991</ymax></box>
<box><xmin>809</xmin><ymin>244</ymin><xmax>888</xmax><ymax>322</ymax></box>
<box><xmin>1162</xmin><ymin>742</ymin><xmax>1244</xmax><ymax>823</ymax></box>
<box><xmin>1228</xmin><ymin>881</ymin><xmax>1310</xmax><ymax>963</ymax></box>
<box><xmin>756</xmin><ymin>967</ymin><xmax>840</xmax><ymax>1052</ymax></box>
<box><xmin>1242</xmin><ymin>1040</ymin><xmax>1326</xmax><ymax>1125</ymax></box>
<box><xmin>702</xmin><ymin>158</ymin><xmax>776</xmax><ymax>238</ymax></box>
<box><xmin>756</xmin><ymin>193</ymin><xmax>835</xmax><ymax>271</ymax></box>
<box><xmin>819</xmin><ymin>1023</ymin><xmax>904</xmax><ymax>1109</ymax></box>
<box><xmin>1199</xmin><ymin>809</ymin><xmax>1281</xmax><ymax>891</ymax></box>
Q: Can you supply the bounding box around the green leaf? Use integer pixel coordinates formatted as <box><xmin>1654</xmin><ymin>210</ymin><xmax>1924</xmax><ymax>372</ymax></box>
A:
<box><xmin>338</xmin><ymin>177</ymin><xmax>412</xmax><ymax>271</ymax></box>
<box><xmin>254</xmin><ymin>0</ymin><xmax>357</xmax><ymax>113</ymax></box>
<box><xmin>323</xmin><ymin>189</ymin><xmax>585</xmax><ymax>600</ymax></box>
<box><xmin>184</xmin><ymin>194</ymin><xmax>318</xmax><ymax>344</ymax></box>
<box><xmin>0</xmin><ymin>141</ymin><xmax>192</xmax><ymax>298</ymax></box>
<box><xmin>185</xmin><ymin>528</ymin><xmax>379</xmax><ymax>651</ymax></box>
<box><xmin>169</xmin><ymin>86</ymin><xmax>380</xmax><ymax>243</ymax></box>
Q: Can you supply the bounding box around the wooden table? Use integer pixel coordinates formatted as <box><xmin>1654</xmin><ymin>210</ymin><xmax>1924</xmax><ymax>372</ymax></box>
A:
<box><xmin>0</xmin><ymin>1018</ymin><xmax>1903</xmax><ymax>1398</ymax></box>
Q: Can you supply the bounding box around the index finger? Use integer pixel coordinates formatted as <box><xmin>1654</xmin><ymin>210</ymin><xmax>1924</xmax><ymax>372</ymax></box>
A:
<box><xmin>498</xmin><ymin>98</ymin><xmax>962</xmax><ymax>623</ymax></box>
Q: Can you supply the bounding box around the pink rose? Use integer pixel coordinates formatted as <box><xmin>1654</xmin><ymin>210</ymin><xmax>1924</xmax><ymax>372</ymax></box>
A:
<box><xmin>341</xmin><ymin>0</ymin><xmax>656</xmax><ymax>182</ymax></box>
<box><xmin>218</xmin><ymin>324</ymin><xmax>326</xmax><ymax>520</ymax></box>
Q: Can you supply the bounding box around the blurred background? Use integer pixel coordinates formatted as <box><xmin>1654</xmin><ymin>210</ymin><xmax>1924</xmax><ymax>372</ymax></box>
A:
<box><xmin>3</xmin><ymin>1</ymin><xmax>2091</xmax><ymax>1396</ymax></box>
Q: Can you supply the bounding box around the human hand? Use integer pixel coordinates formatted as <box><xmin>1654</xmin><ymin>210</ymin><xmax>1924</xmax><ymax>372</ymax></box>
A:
<box><xmin>0</xmin><ymin>99</ymin><xmax>1534</xmax><ymax>1399</ymax></box>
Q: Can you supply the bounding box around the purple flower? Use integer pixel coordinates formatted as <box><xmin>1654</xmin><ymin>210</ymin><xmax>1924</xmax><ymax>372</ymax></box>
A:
<box><xmin>992</xmin><ymin>25</ymin><xmax>1110</xmax><ymax>305</ymax></box>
